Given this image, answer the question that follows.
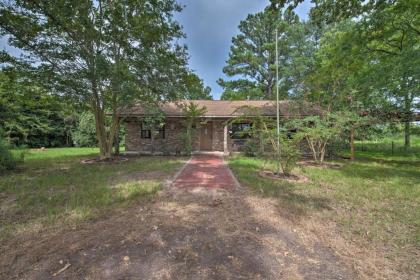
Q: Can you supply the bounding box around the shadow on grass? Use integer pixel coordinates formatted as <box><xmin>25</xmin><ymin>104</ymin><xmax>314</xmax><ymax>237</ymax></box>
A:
<box><xmin>356</xmin><ymin>156</ymin><xmax>420</xmax><ymax>166</ymax></box>
<box><xmin>338</xmin><ymin>160</ymin><xmax>420</xmax><ymax>185</ymax></box>
<box><xmin>229</xmin><ymin>157</ymin><xmax>332</xmax><ymax>221</ymax></box>
<box><xmin>0</xmin><ymin>155</ymin><xmax>186</xmax><ymax>240</ymax></box>
<box><xmin>0</xmin><ymin>176</ymin><xmax>356</xmax><ymax>280</ymax></box>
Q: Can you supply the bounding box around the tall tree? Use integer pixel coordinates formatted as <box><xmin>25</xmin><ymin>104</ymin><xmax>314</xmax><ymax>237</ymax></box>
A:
<box><xmin>218</xmin><ymin>9</ymin><xmax>309</xmax><ymax>100</ymax></box>
<box><xmin>0</xmin><ymin>0</ymin><xmax>189</xmax><ymax>159</ymax></box>
<box><xmin>358</xmin><ymin>1</ymin><xmax>419</xmax><ymax>149</ymax></box>
<box><xmin>271</xmin><ymin>0</ymin><xmax>420</xmax><ymax>149</ymax></box>
<box><xmin>306</xmin><ymin>22</ymin><xmax>383</xmax><ymax>159</ymax></box>
<box><xmin>183</xmin><ymin>72</ymin><xmax>212</xmax><ymax>100</ymax></box>
<box><xmin>270</xmin><ymin>0</ymin><xmax>397</xmax><ymax>20</ymax></box>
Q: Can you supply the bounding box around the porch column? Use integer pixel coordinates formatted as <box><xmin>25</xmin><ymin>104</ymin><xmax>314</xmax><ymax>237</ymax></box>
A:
<box><xmin>223</xmin><ymin>123</ymin><xmax>228</xmax><ymax>155</ymax></box>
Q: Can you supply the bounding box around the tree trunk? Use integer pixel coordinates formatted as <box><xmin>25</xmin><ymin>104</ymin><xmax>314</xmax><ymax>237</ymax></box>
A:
<box><xmin>114</xmin><ymin>122</ymin><xmax>120</xmax><ymax>156</ymax></box>
<box><xmin>404</xmin><ymin>120</ymin><xmax>410</xmax><ymax>150</ymax></box>
<box><xmin>306</xmin><ymin>137</ymin><xmax>318</xmax><ymax>163</ymax></box>
<box><xmin>349</xmin><ymin>128</ymin><xmax>355</xmax><ymax>160</ymax></box>
<box><xmin>320</xmin><ymin>140</ymin><xmax>328</xmax><ymax>164</ymax></box>
<box><xmin>404</xmin><ymin>92</ymin><xmax>411</xmax><ymax>150</ymax></box>
<box><xmin>403</xmin><ymin>83</ymin><xmax>412</xmax><ymax>151</ymax></box>
<box><xmin>259</xmin><ymin>133</ymin><xmax>264</xmax><ymax>155</ymax></box>
<box><xmin>90</xmin><ymin>69</ymin><xmax>114</xmax><ymax>160</ymax></box>
<box><xmin>91</xmin><ymin>102</ymin><xmax>118</xmax><ymax>160</ymax></box>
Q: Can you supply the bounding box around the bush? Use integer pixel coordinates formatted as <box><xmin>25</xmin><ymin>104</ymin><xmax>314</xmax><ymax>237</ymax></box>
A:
<box><xmin>0</xmin><ymin>136</ymin><xmax>23</xmax><ymax>172</ymax></box>
<box><xmin>278</xmin><ymin>136</ymin><xmax>301</xmax><ymax>176</ymax></box>
<box><xmin>243</xmin><ymin>139</ymin><xmax>258</xmax><ymax>157</ymax></box>
<box><xmin>72</xmin><ymin>112</ymin><xmax>97</xmax><ymax>147</ymax></box>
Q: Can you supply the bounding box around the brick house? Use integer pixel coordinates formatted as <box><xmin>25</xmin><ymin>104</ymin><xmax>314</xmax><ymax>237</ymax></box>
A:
<box><xmin>121</xmin><ymin>100</ymin><xmax>306</xmax><ymax>155</ymax></box>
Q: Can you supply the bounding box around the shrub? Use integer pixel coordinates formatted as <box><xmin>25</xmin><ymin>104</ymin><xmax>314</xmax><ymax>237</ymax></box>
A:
<box><xmin>179</xmin><ymin>102</ymin><xmax>207</xmax><ymax>155</ymax></box>
<box><xmin>72</xmin><ymin>112</ymin><xmax>97</xmax><ymax>147</ymax></box>
<box><xmin>243</xmin><ymin>139</ymin><xmax>258</xmax><ymax>157</ymax></box>
<box><xmin>0</xmin><ymin>136</ymin><xmax>23</xmax><ymax>172</ymax></box>
<box><xmin>277</xmin><ymin>135</ymin><xmax>301</xmax><ymax>176</ymax></box>
<box><xmin>260</xmin><ymin>130</ymin><xmax>302</xmax><ymax>176</ymax></box>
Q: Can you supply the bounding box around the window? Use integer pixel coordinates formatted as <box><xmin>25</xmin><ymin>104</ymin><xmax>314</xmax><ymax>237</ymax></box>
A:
<box><xmin>230</xmin><ymin>123</ymin><xmax>252</xmax><ymax>139</ymax></box>
<box><xmin>155</xmin><ymin>125</ymin><xmax>165</xmax><ymax>139</ymax></box>
<box><xmin>140</xmin><ymin>123</ymin><xmax>165</xmax><ymax>139</ymax></box>
<box><xmin>141</xmin><ymin>123</ymin><xmax>151</xmax><ymax>139</ymax></box>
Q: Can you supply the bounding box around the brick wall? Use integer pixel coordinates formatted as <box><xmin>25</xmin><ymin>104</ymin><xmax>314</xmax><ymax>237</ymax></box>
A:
<box><xmin>125</xmin><ymin>118</ymin><xmax>186</xmax><ymax>154</ymax></box>
<box><xmin>125</xmin><ymin>117</ymin><xmax>239</xmax><ymax>154</ymax></box>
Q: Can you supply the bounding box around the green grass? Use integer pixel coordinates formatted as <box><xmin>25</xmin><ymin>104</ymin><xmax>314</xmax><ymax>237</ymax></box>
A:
<box><xmin>350</xmin><ymin>135</ymin><xmax>420</xmax><ymax>161</ymax></box>
<box><xmin>17</xmin><ymin>147</ymin><xmax>102</xmax><ymax>160</ymax></box>
<box><xmin>0</xmin><ymin>147</ymin><xmax>185</xmax><ymax>241</ymax></box>
<box><xmin>229</xmin><ymin>148</ymin><xmax>420</xmax><ymax>270</ymax></box>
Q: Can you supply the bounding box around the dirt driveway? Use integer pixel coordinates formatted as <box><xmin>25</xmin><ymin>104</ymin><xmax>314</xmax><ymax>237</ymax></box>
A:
<box><xmin>1</xmin><ymin>181</ymin><xmax>356</xmax><ymax>279</ymax></box>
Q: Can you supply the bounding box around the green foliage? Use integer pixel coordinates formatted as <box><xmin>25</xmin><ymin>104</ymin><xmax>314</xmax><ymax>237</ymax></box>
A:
<box><xmin>261</xmin><ymin>126</ymin><xmax>302</xmax><ymax>176</ymax></box>
<box><xmin>292</xmin><ymin>113</ymin><xmax>349</xmax><ymax>164</ymax></box>
<box><xmin>277</xmin><ymin>133</ymin><xmax>301</xmax><ymax>176</ymax></box>
<box><xmin>72</xmin><ymin>112</ymin><xmax>97</xmax><ymax>147</ymax></box>
<box><xmin>183</xmin><ymin>72</ymin><xmax>212</xmax><ymax>100</ymax></box>
<box><xmin>179</xmin><ymin>102</ymin><xmax>207</xmax><ymax>154</ymax></box>
<box><xmin>0</xmin><ymin>134</ymin><xmax>22</xmax><ymax>172</ymax></box>
<box><xmin>0</xmin><ymin>0</ymin><xmax>190</xmax><ymax>159</ymax></box>
<box><xmin>231</xmin><ymin>105</ymin><xmax>302</xmax><ymax>176</ymax></box>
<box><xmin>138</xmin><ymin>105</ymin><xmax>166</xmax><ymax>154</ymax></box>
<box><xmin>309</xmin><ymin>0</ymin><xmax>419</xmax><ymax>149</ymax></box>
<box><xmin>0</xmin><ymin>70</ymin><xmax>76</xmax><ymax>148</ymax></box>
<box><xmin>262</xmin><ymin>0</ymin><xmax>419</xmax><ymax>154</ymax></box>
<box><xmin>219</xmin><ymin>9</ymin><xmax>314</xmax><ymax>100</ymax></box>
<box><xmin>243</xmin><ymin>139</ymin><xmax>259</xmax><ymax>157</ymax></box>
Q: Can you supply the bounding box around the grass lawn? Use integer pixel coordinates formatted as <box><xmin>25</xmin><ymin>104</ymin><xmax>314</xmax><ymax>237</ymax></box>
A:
<box><xmin>0</xmin><ymin>147</ymin><xmax>186</xmax><ymax>242</ymax></box>
<box><xmin>228</xmin><ymin>146</ymin><xmax>420</xmax><ymax>275</ymax></box>
<box><xmin>352</xmin><ymin>135</ymin><xmax>420</xmax><ymax>161</ymax></box>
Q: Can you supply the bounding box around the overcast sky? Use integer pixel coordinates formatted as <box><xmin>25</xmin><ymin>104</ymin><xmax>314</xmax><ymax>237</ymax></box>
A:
<box><xmin>0</xmin><ymin>0</ymin><xmax>312</xmax><ymax>100</ymax></box>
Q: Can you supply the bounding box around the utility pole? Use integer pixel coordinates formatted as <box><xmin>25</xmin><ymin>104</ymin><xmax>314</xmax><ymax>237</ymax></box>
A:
<box><xmin>275</xmin><ymin>27</ymin><xmax>280</xmax><ymax>174</ymax></box>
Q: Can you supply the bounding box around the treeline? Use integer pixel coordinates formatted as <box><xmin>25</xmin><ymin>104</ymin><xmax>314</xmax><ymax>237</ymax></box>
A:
<box><xmin>219</xmin><ymin>0</ymin><xmax>419</xmax><ymax>149</ymax></box>
<box><xmin>0</xmin><ymin>1</ymin><xmax>213</xmax><ymax>150</ymax></box>
<box><xmin>0</xmin><ymin>67</ymin><xmax>211</xmax><ymax>148</ymax></box>
<box><xmin>0</xmin><ymin>68</ymin><xmax>100</xmax><ymax>148</ymax></box>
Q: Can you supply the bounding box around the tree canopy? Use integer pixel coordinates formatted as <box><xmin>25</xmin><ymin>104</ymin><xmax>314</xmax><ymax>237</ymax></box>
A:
<box><xmin>223</xmin><ymin>0</ymin><xmax>419</xmax><ymax>149</ymax></box>
<box><xmin>0</xmin><ymin>0</ymin><xmax>192</xmax><ymax>158</ymax></box>
<box><xmin>183</xmin><ymin>72</ymin><xmax>212</xmax><ymax>100</ymax></box>
<box><xmin>219</xmin><ymin>9</ymin><xmax>314</xmax><ymax>100</ymax></box>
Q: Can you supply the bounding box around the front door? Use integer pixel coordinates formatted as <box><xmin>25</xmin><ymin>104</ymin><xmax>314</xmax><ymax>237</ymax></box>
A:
<box><xmin>200</xmin><ymin>122</ymin><xmax>213</xmax><ymax>151</ymax></box>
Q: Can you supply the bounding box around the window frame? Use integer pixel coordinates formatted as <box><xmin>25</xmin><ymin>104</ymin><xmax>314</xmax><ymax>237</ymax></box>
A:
<box><xmin>140</xmin><ymin>122</ymin><xmax>165</xmax><ymax>139</ymax></box>
<box><xmin>140</xmin><ymin>122</ymin><xmax>151</xmax><ymax>139</ymax></box>
<box><xmin>155</xmin><ymin>125</ymin><xmax>165</xmax><ymax>139</ymax></box>
<box><xmin>230</xmin><ymin>122</ymin><xmax>252</xmax><ymax>139</ymax></box>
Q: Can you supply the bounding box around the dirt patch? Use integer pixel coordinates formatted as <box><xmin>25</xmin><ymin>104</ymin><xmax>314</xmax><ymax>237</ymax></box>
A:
<box><xmin>0</xmin><ymin>186</ymin><xmax>358</xmax><ymax>280</ymax></box>
<box><xmin>259</xmin><ymin>170</ymin><xmax>310</xmax><ymax>183</ymax></box>
<box><xmin>0</xmin><ymin>194</ymin><xmax>18</xmax><ymax>225</ymax></box>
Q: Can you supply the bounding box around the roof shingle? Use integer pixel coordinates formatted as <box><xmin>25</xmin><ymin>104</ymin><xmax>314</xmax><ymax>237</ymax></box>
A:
<box><xmin>120</xmin><ymin>100</ymin><xmax>316</xmax><ymax>118</ymax></box>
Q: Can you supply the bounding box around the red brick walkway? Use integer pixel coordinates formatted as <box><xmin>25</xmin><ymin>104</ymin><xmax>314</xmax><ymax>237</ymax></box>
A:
<box><xmin>172</xmin><ymin>154</ymin><xmax>238</xmax><ymax>189</ymax></box>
